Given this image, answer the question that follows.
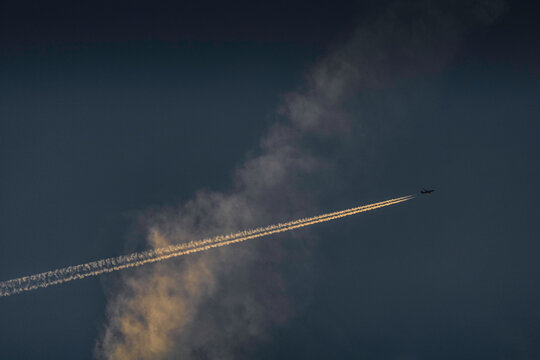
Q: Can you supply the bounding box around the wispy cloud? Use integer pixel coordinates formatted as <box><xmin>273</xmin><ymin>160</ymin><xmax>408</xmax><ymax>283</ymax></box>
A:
<box><xmin>95</xmin><ymin>1</ymin><xmax>504</xmax><ymax>359</ymax></box>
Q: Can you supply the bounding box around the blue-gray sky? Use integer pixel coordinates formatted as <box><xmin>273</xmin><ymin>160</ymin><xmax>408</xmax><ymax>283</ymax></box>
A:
<box><xmin>0</xmin><ymin>1</ymin><xmax>539</xmax><ymax>359</ymax></box>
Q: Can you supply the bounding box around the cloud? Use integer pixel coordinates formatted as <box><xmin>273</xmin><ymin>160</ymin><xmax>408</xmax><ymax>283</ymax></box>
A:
<box><xmin>95</xmin><ymin>1</ymin><xmax>504</xmax><ymax>359</ymax></box>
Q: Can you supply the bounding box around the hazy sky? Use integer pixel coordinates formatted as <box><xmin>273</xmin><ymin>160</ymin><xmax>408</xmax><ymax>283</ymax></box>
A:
<box><xmin>1</xmin><ymin>1</ymin><xmax>539</xmax><ymax>359</ymax></box>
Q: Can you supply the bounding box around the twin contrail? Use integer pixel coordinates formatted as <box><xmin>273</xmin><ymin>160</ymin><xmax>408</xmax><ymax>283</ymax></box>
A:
<box><xmin>0</xmin><ymin>195</ymin><xmax>414</xmax><ymax>297</ymax></box>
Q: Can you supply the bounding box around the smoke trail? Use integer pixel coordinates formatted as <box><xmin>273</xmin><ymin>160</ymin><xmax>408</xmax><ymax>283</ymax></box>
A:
<box><xmin>0</xmin><ymin>196</ymin><xmax>413</xmax><ymax>297</ymax></box>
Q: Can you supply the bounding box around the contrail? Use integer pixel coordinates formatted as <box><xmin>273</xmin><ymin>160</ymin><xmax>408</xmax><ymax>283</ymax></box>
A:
<box><xmin>0</xmin><ymin>195</ymin><xmax>414</xmax><ymax>297</ymax></box>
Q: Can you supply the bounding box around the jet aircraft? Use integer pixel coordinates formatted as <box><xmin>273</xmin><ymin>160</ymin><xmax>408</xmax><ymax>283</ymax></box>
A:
<box><xmin>420</xmin><ymin>188</ymin><xmax>435</xmax><ymax>194</ymax></box>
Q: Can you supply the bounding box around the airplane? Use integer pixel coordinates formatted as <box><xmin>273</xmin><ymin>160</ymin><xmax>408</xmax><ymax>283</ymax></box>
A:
<box><xmin>420</xmin><ymin>188</ymin><xmax>435</xmax><ymax>194</ymax></box>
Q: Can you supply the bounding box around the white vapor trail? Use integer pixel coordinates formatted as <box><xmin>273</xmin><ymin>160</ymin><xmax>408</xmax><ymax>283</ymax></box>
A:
<box><xmin>0</xmin><ymin>195</ymin><xmax>414</xmax><ymax>297</ymax></box>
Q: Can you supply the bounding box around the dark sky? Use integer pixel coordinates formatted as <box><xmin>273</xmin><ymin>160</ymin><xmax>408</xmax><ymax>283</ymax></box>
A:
<box><xmin>1</xmin><ymin>1</ymin><xmax>539</xmax><ymax>359</ymax></box>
